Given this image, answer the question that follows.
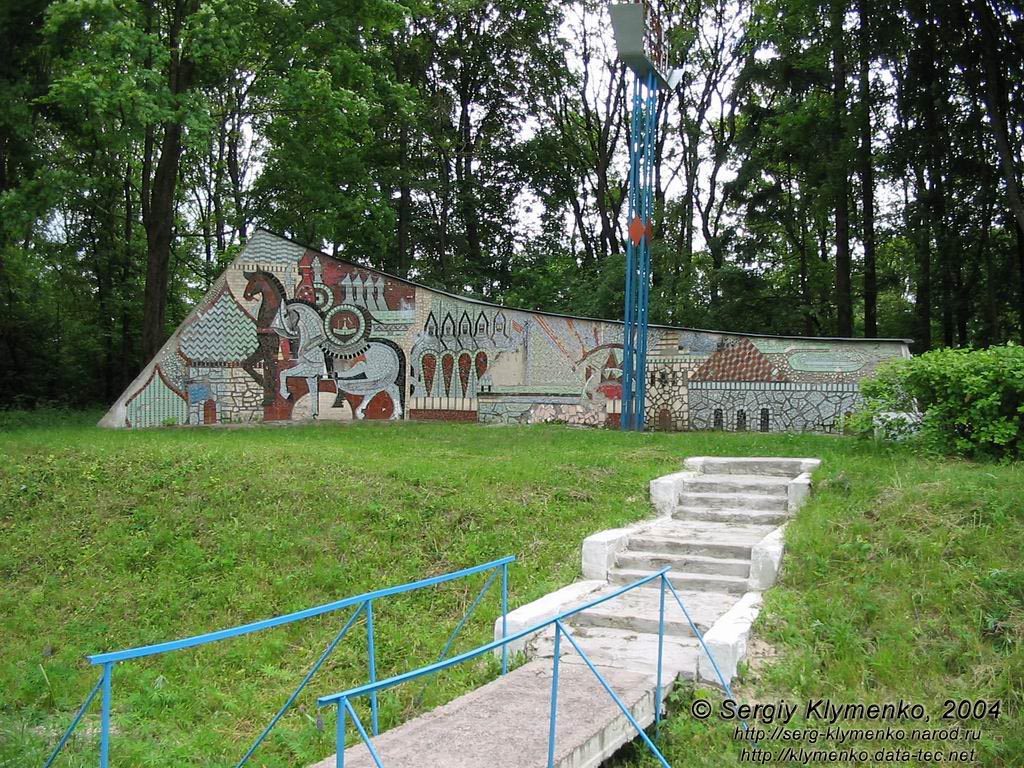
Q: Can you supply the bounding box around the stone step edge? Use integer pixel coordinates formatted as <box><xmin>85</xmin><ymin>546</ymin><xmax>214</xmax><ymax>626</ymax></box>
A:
<box><xmin>615</xmin><ymin>550</ymin><xmax>752</xmax><ymax>571</ymax></box>
<box><xmin>651</xmin><ymin>463</ymin><xmax>816</xmax><ymax>518</ymax></box>
<box><xmin>626</xmin><ymin>534</ymin><xmax>755</xmax><ymax>558</ymax></box>
<box><xmin>608</xmin><ymin>568</ymin><xmax>750</xmax><ymax>591</ymax></box>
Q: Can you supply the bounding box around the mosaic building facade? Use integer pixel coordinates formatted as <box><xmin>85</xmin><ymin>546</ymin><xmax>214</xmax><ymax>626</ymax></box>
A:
<box><xmin>100</xmin><ymin>231</ymin><xmax>911</xmax><ymax>432</ymax></box>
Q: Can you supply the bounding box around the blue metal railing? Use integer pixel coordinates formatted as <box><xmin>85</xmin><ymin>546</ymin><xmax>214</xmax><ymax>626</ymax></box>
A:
<box><xmin>317</xmin><ymin>568</ymin><xmax>747</xmax><ymax>768</ymax></box>
<box><xmin>42</xmin><ymin>556</ymin><xmax>514</xmax><ymax>768</ymax></box>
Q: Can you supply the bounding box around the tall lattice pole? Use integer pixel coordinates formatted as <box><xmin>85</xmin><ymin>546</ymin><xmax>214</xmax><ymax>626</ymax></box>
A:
<box><xmin>611</xmin><ymin>2</ymin><xmax>679</xmax><ymax>431</ymax></box>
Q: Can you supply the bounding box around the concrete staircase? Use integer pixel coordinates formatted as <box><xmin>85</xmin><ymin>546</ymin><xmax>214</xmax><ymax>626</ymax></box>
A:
<box><xmin>526</xmin><ymin>457</ymin><xmax>816</xmax><ymax>686</ymax></box>
<box><xmin>309</xmin><ymin>456</ymin><xmax>819</xmax><ymax>768</ymax></box>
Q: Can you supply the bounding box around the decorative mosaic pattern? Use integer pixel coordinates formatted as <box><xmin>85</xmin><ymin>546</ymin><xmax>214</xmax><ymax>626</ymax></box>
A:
<box><xmin>105</xmin><ymin>230</ymin><xmax>911</xmax><ymax>433</ymax></box>
<box><xmin>644</xmin><ymin>359</ymin><xmax>690</xmax><ymax>431</ymax></box>
<box><xmin>409</xmin><ymin>299</ymin><xmax>525</xmax><ymax>401</ymax></box>
<box><xmin>689</xmin><ymin>383</ymin><xmax>862</xmax><ymax>433</ymax></box>
<box><xmin>186</xmin><ymin>366</ymin><xmax>263</xmax><ymax>424</ymax></box>
<box><xmin>179</xmin><ymin>287</ymin><xmax>258</xmax><ymax>365</ymax></box>
<box><xmin>125</xmin><ymin>368</ymin><xmax>188</xmax><ymax>428</ymax></box>
<box><xmin>691</xmin><ymin>338</ymin><xmax>786</xmax><ymax>382</ymax></box>
<box><xmin>239</xmin><ymin>230</ymin><xmax>307</xmax><ymax>267</ymax></box>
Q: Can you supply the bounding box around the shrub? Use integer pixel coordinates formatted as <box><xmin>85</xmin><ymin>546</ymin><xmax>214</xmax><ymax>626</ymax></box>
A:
<box><xmin>851</xmin><ymin>344</ymin><xmax>1024</xmax><ymax>460</ymax></box>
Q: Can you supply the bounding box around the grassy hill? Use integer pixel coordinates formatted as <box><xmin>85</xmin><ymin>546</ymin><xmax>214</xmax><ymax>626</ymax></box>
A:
<box><xmin>1</xmin><ymin>414</ymin><xmax>1020</xmax><ymax>766</ymax></box>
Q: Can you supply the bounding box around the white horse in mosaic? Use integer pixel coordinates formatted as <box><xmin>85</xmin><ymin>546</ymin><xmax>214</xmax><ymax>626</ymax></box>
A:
<box><xmin>271</xmin><ymin>302</ymin><xmax>403</xmax><ymax>419</ymax></box>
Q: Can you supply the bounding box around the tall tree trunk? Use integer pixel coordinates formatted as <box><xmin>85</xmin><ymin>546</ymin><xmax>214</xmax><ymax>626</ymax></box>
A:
<box><xmin>831</xmin><ymin>0</ymin><xmax>853</xmax><ymax>336</ymax></box>
<box><xmin>857</xmin><ymin>0</ymin><xmax>877</xmax><ymax>337</ymax></box>
<box><xmin>396</xmin><ymin>121</ymin><xmax>412</xmax><ymax>277</ymax></box>
<box><xmin>971</xmin><ymin>0</ymin><xmax>1024</xmax><ymax>236</ymax></box>
<box><xmin>1018</xmin><ymin>224</ymin><xmax>1024</xmax><ymax>342</ymax></box>
<box><xmin>141</xmin><ymin>2</ymin><xmax>197</xmax><ymax>362</ymax></box>
<box><xmin>142</xmin><ymin>121</ymin><xmax>186</xmax><ymax>360</ymax></box>
<box><xmin>913</xmin><ymin>167</ymin><xmax>932</xmax><ymax>351</ymax></box>
<box><xmin>456</xmin><ymin>98</ymin><xmax>483</xmax><ymax>287</ymax></box>
<box><xmin>121</xmin><ymin>162</ymin><xmax>134</xmax><ymax>389</ymax></box>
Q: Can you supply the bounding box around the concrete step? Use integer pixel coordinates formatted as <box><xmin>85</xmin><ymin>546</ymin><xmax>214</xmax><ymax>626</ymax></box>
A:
<box><xmin>569</xmin><ymin>586</ymin><xmax>739</xmax><ymax>638</ymax></box>
<box><xmin>608</xmin><ymin>567</ymin><xmax>750</xmax><ymax>595</ymax></box>
<box><xmin>688</xmin><ymin>456</ymin><xmax>817</xmax><ymax>477</ymax></box>
<box><xmin>615</xmin><ymin>550</ymin><xmax>751</xmax><ymax>578</ymax></box>
<box><xmin>626</xmin><ymin>532</ymin><xmax>753</xmax><ymax>560</ymax></box>
<box><xmin>678</xmin><ymin>491</ymin><xmax>788</xmax><ymax>512</ymax></box>
<box><xmin>531</xmin><ymin>625</ymin><xmax>700</xmax><ymax>682</ymax></box>
<box><xmin>674</xmin><ymin>506</ymin><xmax>790</xmax><ymax>526</ymax></box>
<box><xmin>309</xmin><ymin>660</ymin><xmax>661</xmax><ymax>768</ymax></box>
<box><xmin>680</xmin><ymin>473</ymin><xmax>789</xmax><ymax>496</ymax></box>
<box><xmin>640</xmin><ymin>518</ymin><xmax>778</xmax><ymax>549</ymax></box>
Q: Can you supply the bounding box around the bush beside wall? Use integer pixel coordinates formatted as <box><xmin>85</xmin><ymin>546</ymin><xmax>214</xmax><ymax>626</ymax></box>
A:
<box><xmin>850</xmin><ymin>345</ymin><xmax>1024</xmax><ymax>460</ymax></box>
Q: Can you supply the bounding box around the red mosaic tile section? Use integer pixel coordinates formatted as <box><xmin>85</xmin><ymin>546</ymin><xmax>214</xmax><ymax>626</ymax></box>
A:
<box><xmin>458</xmin><ymin>352</ymin><xmax>471</xmax><ymax>394</ymax></box>
<box><xmin>343</xmin><ymin>392</ymin><xmax>394</xmax><ymax>419</ymax></box>
<box><xmin>422</xmin><ymin>354</ymin><xmax>437</xmax><ymax>393</ymax></box>
<box><xmin>691</xmin><ymin>338</ymin><xmax>787</xmax><ymax>382</ymax></box>
<box><xmin>409</xmin><ymin>409</ymin><xmax>477</xmax><ymax>422</ymax></box>
<box><xmin>441</xmin><ymin>354</ymin><xmax>454</xmax><ymax>395</ymax></box>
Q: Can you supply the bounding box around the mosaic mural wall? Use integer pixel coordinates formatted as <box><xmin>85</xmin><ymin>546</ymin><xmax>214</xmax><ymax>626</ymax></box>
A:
<box><xmin>101</xmin><ymin>230</ymin><xmax>911</xmax><ymax>432</ymax></box>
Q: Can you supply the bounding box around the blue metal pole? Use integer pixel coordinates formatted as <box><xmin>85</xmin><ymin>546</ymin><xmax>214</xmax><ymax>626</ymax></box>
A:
<box><xmin>89</xmin><ymin>556</ymin><xmax>515</xmax><ymax>667</ymax></box>
<box><xmin>655</xmin><ymin>574</ymin><xmax>666</xmax><ymax>735</ymax></box>
<box><xmin>335</xmin><ymin>700</ymin><xmax>346</xmax><ymax>768</ymax></box>
<box><xmin>42</xmin><ymin>673</ymin><xmax>104</xmax><ymax>768</ymax></box>
<box><xmin>99</xmin><ymin>663</ymin><xmax>112</xmax><ymax>768</ymax></box>
<box><xmin>432</xmin><ymin>570</ymin><xmax>498</xmax><ymax>671</ymax></box>
<box><xmin>636</xmin><ymin>70</ymin><xmax>658</xmax><ymax>433</ymax></box>
<box><xmin>622</xmin><ymin>74</ymin><xmax>642</xmax><ymax>431</ymax></box>
<box><xmin>366</xmin><ymin>600</ymin><xmax>379</xmax><ymax>736</ymax></box>
<box><xmin>559</xmin><ymin>624</ymin><xmax>671</xmax><ymax>768</ymax></box>
<box><xmin>318</xmin><ymin>569</ymin><xmax>672</xmax><ymax>709</ymax></box>
<box><xmin>344</xmin><ymin>699</ymin><xmax>386</xmax><ymax>768</ymax></box>
<box><xmin>236</xmin><ymin>604</ymin><xmax>365</xmax><ymax>767</ymax></box>
<box><xmin>501</xmin><ymin>562</ymin><xmax>509</xmax><ymax>675</ymax></box>
<box><xmin>546</xmin><ymin>624</ymin><xmax>561</xmax><ymax>768</ymax></box>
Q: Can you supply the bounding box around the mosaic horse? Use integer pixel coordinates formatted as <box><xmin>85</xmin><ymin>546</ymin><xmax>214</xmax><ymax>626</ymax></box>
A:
<box><xmin>242</xmin><ymin>270</ymin><xmax>287</xmax><ymax>408</ymax></box>
<box><xmin>271</xmin><ymin>301</ymin><xmax>404</xmax><ymax>420</ymax></box>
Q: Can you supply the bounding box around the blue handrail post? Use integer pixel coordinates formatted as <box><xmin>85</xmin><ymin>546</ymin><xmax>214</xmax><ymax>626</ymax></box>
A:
<box><xmin>655</xmin><ymin>574</ymin><xmax>666</xmax><ymax>736</ymax></box>
<box><xmin>335</xmin><ymin>699</ymin><xmax>347</xmax><ymax>768</ymax></box>
<box><xmin>366</xmin><ymin>600</ymin><xmax>379</xmax><ymax>736</ymax></box>
<box><xmin>99</xmin><ymin>663</ymin><xmax>112</xmax><ymax>768</ymax></box>
<box><xmin>235</xmin><ymin>604</ymin><xmax>366</xmax><ymax>768</ymax></box>
<box><xmin>559</xmin><ymin>627</ymin><xmax>671</xmax><ymax>768</ymax></box>
<box><xmin>344</xmin><ymin>700</ymin><xmax>386</xmax><ymax>768</ymax></box>
<box><xmin>546</xmin><ymin>624</ymin><xmax>561</xmax><ymax>768</ymax></box>
<box><xmin>500</xmin><ymin>561</ymin><xmax>509</xmax><ymax>675</ymax></box>
<box><xmin>42</xmin><ymin>673</ymin><xmax>105</xmax><ymax>768</ymax></box>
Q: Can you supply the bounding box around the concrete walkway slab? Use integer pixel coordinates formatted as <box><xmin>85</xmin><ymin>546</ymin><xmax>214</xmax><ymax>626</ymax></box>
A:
<box><xmin>529</xmin><ymin>624</ymin><xmax>700</xmax><ymax>682</ymax></box>
<box><xmin>310</xmin><ymin>661</ymin><xmax>659</xmax><ymax>768</ymax></box>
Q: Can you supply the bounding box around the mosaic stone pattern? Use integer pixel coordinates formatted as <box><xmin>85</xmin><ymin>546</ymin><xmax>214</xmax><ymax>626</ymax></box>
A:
<box><xmin>688</xmin><ymin>382</ymin><xmax>862</xmax><ymax>433</ymax></box>
<box><xmin>691</xmin><ymin>338</ymin><xmax>786</xmax><ymax>382</ymax></box>
<box><xmin>103</xmin><ymin>230</ymin><xmax>911</xmax><ymax>433</ymax></box>
<box><xmin>644</xmin><ymin>359</ymin><xmax>690</xmax><ymax>431</ymax></box>
<box><xmin>179</xmin><ymin>287</ymin><xmax>258</xmax><ymax>365</ymax></box>
<box><xmin>125</xmin><ymin>368</ymin><xmax>188</xmax><ymax>428</ymax></box>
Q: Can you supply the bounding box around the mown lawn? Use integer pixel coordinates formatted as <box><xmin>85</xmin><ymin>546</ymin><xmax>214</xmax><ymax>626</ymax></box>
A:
<box><xmin>1</xmin><ymin>413</ymin><xmax>1020</xmax><ymax>767</ymax></box>
<box><xmin>612</xmin><ymin>444</ymin><xmax>1024</xmax><ymax>767</ymax></box>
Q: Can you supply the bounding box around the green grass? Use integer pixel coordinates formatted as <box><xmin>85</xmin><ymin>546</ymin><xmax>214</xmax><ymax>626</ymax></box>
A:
<box><xmin>1</xmin><ymin>415</ymin><xmax>1020</xmax><ymax>766</ymax></box>
<box><xmin>611</xmin><ymin>449</ymin><xmax>1024</xmax><ymax>767</ymax></box>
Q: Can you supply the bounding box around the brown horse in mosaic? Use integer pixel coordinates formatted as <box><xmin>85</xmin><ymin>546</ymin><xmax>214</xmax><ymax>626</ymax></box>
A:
<box><xmin>242</xmin><ymin>270</ymin><xmax>287</xmax><ymax>410</ymax></box>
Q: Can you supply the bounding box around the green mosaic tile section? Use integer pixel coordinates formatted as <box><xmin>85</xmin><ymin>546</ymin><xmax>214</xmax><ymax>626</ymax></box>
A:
<box><xmin>180</xmin><ymin>290</ymin><xmax>257</xmax><ymax>363</ymax></box>
<box><xmin>126</xmin><ymin>371</ymin><xmax>188</xmax><ymax>428</ymax></box>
